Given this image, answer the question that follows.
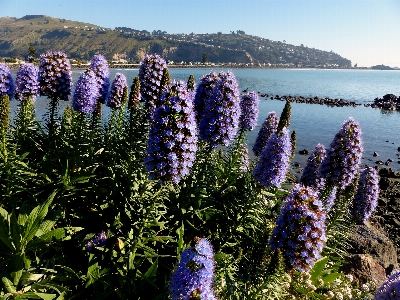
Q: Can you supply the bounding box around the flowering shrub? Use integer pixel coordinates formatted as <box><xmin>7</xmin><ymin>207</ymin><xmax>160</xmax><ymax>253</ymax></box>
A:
<box><xmin>72</xmin><ymin>69</ymin><xmax>99</xmax><ymax>114</ymax></box>
<box><xmin>169</xmin><ymin>238</ymin><xmax>217</xmax><ymax>300</ymax></box>
<box><xmin>252</xmin><ymin>111</ymin><xmax>279</xmax><ymax>156</ymax></box>
<box><xmin>269</xmin><ymin>184</ymin><xmax>327</xmax><ymax>272</ymax></box>
<box><xmin>0</xmin><ymin>63</ymin><xmax>14</xmax><ymax>98</ymax></box>
<box><xmin>351</xmin><ymin>166</ymin><xmax>380</xmax><ymax>223</ymax></box>
<box><xmin>85</xmin><ymin>231</ymin><xmax>108</xmax><ymax>251</ymax></box>
<box><xmin>199</xmin><ymin>71</ymin><xmax>241</xmax><ymax>147</ymax></box>
<box><xmin>145</xmin><ymin>80</ymin><xmax>198</xmax><ymax>183</ymax></box>
<box><xmin>90</xmin><ymin>54</ymin><xmax>110</xmax><ymax>104</ymax></box>
<box><xmin>106</xmin><ymin>73</ymin><xmax>127</xmax><ymax>109</ymax></box>
<box><xmin>253</xmin><ymin>127</ymin><xmax>292</xmax><ymax>188</ymax></box>
<box><xmin>319</xmin><ymin>117</ymin><xmax>363</xmax><ymax>190</ymax></box>
<box><xmin>194</xmin><ymin>71</ymin><xmax>219</xmax><ymax>124</ymax></box>
<box><xmin>300</xmin><ymin>143</ymin><xmax>326</xmax><ymax>188</ymax></box>
<box><xmin>239</xmin><ymin>91</ymin><xmax>259</xmax><ymax>131</ymax></box>
<box><xmin>38</xmin><ymin>50</ymin><xmax>72</xmax><ymax>100</ymax></box>
<box><xmin>15</xmin><ymin>63</ymin><xmax>39</xmax><ymax>101</ymax></box>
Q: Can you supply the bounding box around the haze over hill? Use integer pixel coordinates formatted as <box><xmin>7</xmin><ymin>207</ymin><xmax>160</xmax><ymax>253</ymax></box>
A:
<box><xmin>0</xmin><ymin>15</ymin><xmax>352</xmax><ymax>68</ymax></box>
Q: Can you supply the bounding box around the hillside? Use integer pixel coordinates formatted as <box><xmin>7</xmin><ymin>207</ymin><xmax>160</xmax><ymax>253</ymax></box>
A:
<box><xmin>0</xmin><ymin>15</ymin><xmax>351</xmax><ymax>67</ymax></box>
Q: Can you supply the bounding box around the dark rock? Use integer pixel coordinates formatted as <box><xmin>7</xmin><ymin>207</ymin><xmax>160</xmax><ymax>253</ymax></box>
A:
<box><xmin>298</xmin><ymin>149</ymin><xmax>309</xmax><ymax>155</ymax></box>
<box><xmin>341</xmin><ymin>254</ymin><xmax>387</xmax><ymax>287</ymax></box>
<box><xmin>347</xmin><ymin>223</ymin><xmax>398</xmax><ymax>273</ymax></box>
<box><xmin>373</xmin><ymin>152</ymin><xmax>379</xmax><ymax>157</ymax></box>
<box><xmin>293</xmin><ymin>163</ymin><xmax>300</xmax><ymax>168</ymax></box>
<box><xmin>376</xmin><ymin>160</ymin><xmax>384</xmax><ymax>165</ymax></box>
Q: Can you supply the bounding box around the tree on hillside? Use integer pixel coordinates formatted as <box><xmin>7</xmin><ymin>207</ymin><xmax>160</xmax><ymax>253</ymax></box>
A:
<box><xmin>28</xmin><ymin>43</ymin><xmax>36</xmax><ymax>62</ymax></box>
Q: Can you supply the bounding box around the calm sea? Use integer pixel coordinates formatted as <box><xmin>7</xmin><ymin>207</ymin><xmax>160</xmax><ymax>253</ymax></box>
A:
<box><xmin>10</xmin><ymin>68</ymin><xmax>400</xmax><ymax>172</ymax></box>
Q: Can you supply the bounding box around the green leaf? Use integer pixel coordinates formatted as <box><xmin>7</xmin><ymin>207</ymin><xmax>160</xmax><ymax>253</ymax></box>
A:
<box><xmin>17</xmin><ymin>203</ymin><xmax>31</xmax><ymax>227</ymax></box>
<box><xmin>22</xmin><ymin>191</ymin><xmax>56</xmax><ymax>246</ymax></box>
<box><xmin>36</xmin><ymin>220</ymin><xmax>57</xmax><ymax>237</ymax></box>
<box><xmin>143</xmin><ymin>259</ymin><xmax>158</xmax><ymax>280</ymax></box>
<box><xmin>10</xmin><ymin>211</ymin><xmax>21</xmax><ymax>251</ymax></box>
<box><xmin>176</xmin><ymin>222</ymin><xmax>184</xmax><ymax>256</ymax></box>
<box><xmin>322</xmin><ymin>272</ymin><xmax>341</xmax><ymax>284</ymax></box>
<box><xmin>310</xmin><ymin>256</ymin><xmax>328</xmax><ymax>285</ymax></box>
<box><xmin>33</xmin><ymin>293</ymin><xmax>57</xmax><ymax>300</ymax></box>
<box><xmin>2</xmin><ymin>276</ymin><xmax>16</xmax><ymax>293</ymax></box>
<box><xmin>20</xmin><ymin>272</ymin><xmax>44</xmax><ymax>286</ymax></box>
<box><xmin>0</xmin><ymin>208</ymin><xmax>14</xmax><ymax>250</ymax></box>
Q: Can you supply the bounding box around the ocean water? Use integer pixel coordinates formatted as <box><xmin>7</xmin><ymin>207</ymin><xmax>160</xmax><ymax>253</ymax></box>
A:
<box><xmin>9</xmin><ymin>68</ymin><xmax>400</xmax><ymax>172</ymax></box>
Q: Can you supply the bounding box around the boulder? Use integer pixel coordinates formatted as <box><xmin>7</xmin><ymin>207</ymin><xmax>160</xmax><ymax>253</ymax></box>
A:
<box><xmin>347</xmin><ymin>223</ymin><xmax>398</xmax><ymax>274</ymax></box>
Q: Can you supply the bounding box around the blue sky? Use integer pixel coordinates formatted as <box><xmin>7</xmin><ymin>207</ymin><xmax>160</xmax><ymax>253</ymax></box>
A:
<box><xmin>1</xmin><ymin>0</ymin><xmax>400</xmax><ymax>67</ymax></box>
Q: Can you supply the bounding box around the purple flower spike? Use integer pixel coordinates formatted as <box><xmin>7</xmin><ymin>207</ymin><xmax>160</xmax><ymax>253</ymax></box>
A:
<box><xmin>39</xmin><ymin>51</ymin><xmax>72</xmax><ymax>101</ymax></box>
<box><xmin>106</xmin><ymin>73</ymin><xmax>127</xmax><ymax>109</ymax></box>
<box><xmin>325</xmin><ymin>186</ymin><xmax>337</xmax><ymax>213</ymax></box>
<box><xmin>252</xmin><ymin>111</ymin><xmax>279</xmax><ymax>156</ymax></box>
<box><xmin>169</xmin><ymin>238</ymin><xmax>217</xmax><ymax>300</ymax></box>
<box><xmin>72</xmin><ymin>69</ymin><xmax>99</xmax><ymax>114</ymax></box>
<box><xmin>90</xmin><ymin>54</ymin><xmax>110</xmax><ymax>104</ymax></box>
<box><xmin>238</xmin><ymin>144</ymin><xmax>250</xmax><ymax>173</ymax></box>
<box><xmin>85</xmin><ymin>230</ymin><xmax>108</xmax><ymax>252</ymax></box>
<box><xmin>319</xmin><ymin>117</ymin><xmax>363</xmax><ymax>190</ymax></box>
<box><xmin>253</xmin><ymin>127</ymin><xmax>292</xmax><ymax>188</ymax></box>
<box><xmin>15</xmin><ymin>63</ymin><xmax>39</xmax><ymax>101</ymax></box>
<box><xmin>199</xmin><ymin>71</ymin><xmax>241</xmax><ymax>148</ymax></box>
<box><xmin>351</xmin><ymin>166</ymin><xmax>379</xmax><ymax>223</ymax></box>
<box><xmin>300</xmin><ymin>143</ymin><xmax>326</xmax><ymax>188</ymax></box>
<box><xmin>375</xmin><ymin>270</ymin><xmax>400</xmax><ymax>299</ymax></box>
<box><xmin>145</xmin><ymin>80</ymin><xmax>198</xmax><ymax>183</ymax></box>
<box><xmin>239</xmin><ymin>91</ymin><xmax>259</xmax><ymax>131</ymax></box>
<box><xmin>0</xmin><ymin>63</ymin><xmax>15</xmax><ymax>99</ymax></box>
<box><xmin>194</xmin><ymin>71</ymin><xmax>219</xmax><ymax>124</ymax></box>
<box><xmin>269</xmin><ymin>184</ymin><xmax>327</xmax><ymax>273</ymax></box>
<box><xmin>139</xmin><ymin>54</ymin><xmax>168</xmax><ymax>117</ymax></box>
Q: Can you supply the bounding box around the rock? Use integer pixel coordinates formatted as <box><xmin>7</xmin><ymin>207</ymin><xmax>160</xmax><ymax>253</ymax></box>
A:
<box><xmin>298</xmin><ymin>149</ymin><xmax>309</xmax><ymax>155</ymax></box>
<box><xmin>373</xmin><ymin>152</ymin><xmax>379</xmax><ymax>157</ymax></box>
<box><xmin>341</xmin><ymin>254</ymin><xmax>387</xmax><ymax>287</ymax></box>
<box><xmin>347</xmin><ymin>223</ymin><xmax>398</xmax><ymax>273</ymax></box>
<box><xmin>376</xmin><ymin>160</ymin><xmax>384</xmax><ymax>165</ymax></box>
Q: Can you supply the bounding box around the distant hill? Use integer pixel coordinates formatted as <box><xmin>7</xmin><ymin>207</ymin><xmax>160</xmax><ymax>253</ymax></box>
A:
<box><xmin>0</xmin><ymin>15</ymin><xmax>352</xmax><ymax>67</ymax></box>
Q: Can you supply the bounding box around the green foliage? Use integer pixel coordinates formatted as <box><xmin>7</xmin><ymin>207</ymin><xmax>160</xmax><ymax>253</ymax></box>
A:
<box><xmin>277</xmin><ymin>100</ymin><xmax>291</xmax><ymax>133</ymax></box>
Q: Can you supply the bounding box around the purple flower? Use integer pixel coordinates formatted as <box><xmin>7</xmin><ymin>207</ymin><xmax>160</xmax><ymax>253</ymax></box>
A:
<box><xmin>300</xmin><ymin>143</ymin><xmax>326</xmax><ymax>188</ymax></box>
<box><xmin>269</xmin><ymin>184</ymin><xmax>326</xmax><ymax>273</ymax></box>
<box><xmin>72</xmin><ymin>69</ymin><xmax>99</xmax><ymax>114</ymax></box>
<box><xmin>237</xmin><ymin>144</ymin><xmax>250</xmax><ymax>173</ymax></box>
<box><xmin>253</xmin><ymin>127</ymin><xmax>292</xmax><ymax>188</ymax></box>
<box><xmin>319</xmin><ymin>117</ymin><xmax>363</xmax><ymax>190</ymax></box>
<box><xmin>194</xmin><ymin>71</ymin><xmax>219</xmax><ymax>124</ymax></box>
<box><xmin>85</xmin><ymin>231</ymin><xmax>108</xmax><ymax>251</ymax></box>
<box><xmin>139</xmin><ymin>54</ymin><xmax>168</xmax><ymax>117</ymax></box>
<box><xmin>38</xmin><ymin>51</ymin><xmax>72</xmax><ymax>101</ymax></box>
<box><xmin>351</xmin><ymin>166</ymin><xmax>380</xmax><ymax>223</ymax></box>
<box><xmin>252</xmin><ymin>111</ymin><xmax>279</xmax><ymax>156</ymax></box>
<box><xmin>239</xmin><ymin>91</ymin><xmax>259</xmax><ymax>130</ymax></box>
<box><xmin>90</xmin><ymin>54</ymin><xmax>110</xmax><ymax>104</ymax></box>
<box><xmin>145</xmin><ymin>81</ymin><xmax>198</xmax><ymax>183</ymax></box>
<box><xmin>0</xmin><ymin>63</ymin><xmax>15</xmax><ymax>98</ymax></box>
<box><xmin>375</xmin><ymin>270</ymin><xmax>400</xmax><ymax>300</ymax></box>
<box><xmin>199</xmin><ymin>71</ymin><xmax>241</xmax><ymax>148</ymax></box>
<box><xmin>106</xmin><ymin>73</ymin><xmax>127</xmax><ymax>109</ymax></box>
<box><xmin>325</xmin><ymin>186</ymin><xmax>337</xmax><ymax>213</ymax></box>
<box><xmin>169</xmin><ymin>238</ymin><xmax>217</xmax><ymax>300</ymax></box>
<box><xmin>15</xmin><ymin>63</ymin><xmax>39</xmax><ymax>101</ymax></box>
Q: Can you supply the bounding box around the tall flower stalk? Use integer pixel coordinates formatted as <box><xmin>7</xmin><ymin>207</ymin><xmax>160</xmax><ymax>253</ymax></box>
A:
<box><xmin>252</xmin><ymin>111</ymin><xmax>279</xmax><ymax>156</ymax></box>
<box><xmin>253</xmin><ymin>127</ymin><xmax>292</xmax><ymax>188</ymax></box>
<box><xmin>351</xmin><ymin>166</ymin><xmax>379</xmax><ymax>224</ymax></box>
<box><xmin>169</xmin><ymin>238</ymin><xmax>217</xmax><ymax>300</ymax></box>
<box><xmin>90</xmin><ymin>54</ymin><xmax>110</xmax><ymax>122</ymax></box>
<box><xmin>300</xmin><ymin>143</ymin><xmax>326</xmax><ymax>189</ymax></box>
<box><xmin>145</xmin><ymin>80</ymin><xmax>198</xmax><ymax>183</ymax></box>
<box><xmin>269</xmin><ymin>184</ymin><xmax>327</xmax><ymax>273</ymax></box>
<box><xmin>199</xmin><ymin>71</ymin><xmax>241</xmax><ymax>148</ymax></box>
<box><xmin>194</xmin><ymin>71</ymin><xmax>219</xmax><ymax>125</ymax></box>
<box><xmin>239</xmin><ymin>91</ymin><xmax>259</xmax><ymax>131</ymax></box>
<box><xmin>72</xmin><ymin>69</ymin><xmax>99</xmax><ymax>114</ymax></box>
<box><xmin>0</xmin><ymin>63</ymin><xmax>14</xmax><ymax>134</ymax></box>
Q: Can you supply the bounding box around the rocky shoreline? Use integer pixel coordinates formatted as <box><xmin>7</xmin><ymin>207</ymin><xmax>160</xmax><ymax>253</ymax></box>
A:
<box><xmin>259</xmin><ymin>92</ymin><xmax>400</xmax><ymax>112</ymax></box>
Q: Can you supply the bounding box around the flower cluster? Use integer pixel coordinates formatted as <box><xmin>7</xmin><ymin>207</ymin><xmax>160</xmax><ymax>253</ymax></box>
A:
<box><xmin>0</xmin><ymin>63</ymin><xmax>15</xmax><ymax>98</ymax></box>
<box><xmin>252</xmin><ymin>111</ymin><xmax>279</xmax><ymax>156</ymax></box>
<box><xmin>89</xmin><ymin>54</ymin><xmax>110</xmax><ymax>104</ymax></box>
<box><xmin>38</xmin><ymin>51</ymin><xmax>72</xmax><ymax>100</ymax></box>
<box><xmin>72</xmin><ymin>69</ymin><xmax>99</xmax><ymax>114</ymax></box>
<box><xmin>85</xmin><ymin>231</ymin><xmax>108</xmax><ymax>251</ymax></box>
<box><xmin>351</xmin><ymin>166</ymin><xmax>380</xmax><ymax>223</ymax></box>
<box><xmin>237</xmin><ymin>144</ymin><xmax>250</xmax><ymax>173</ymax></box>
<box><xmin>375</xmin><ymin>270</ymin><xmax>400</xmax><ymax>299</ymax></box>
<box><xmin>128</xmin><ymin>76</ymin><xmax>140</xmax><ymax>109</ymax></box>
<box><xmin>269</xmin><ymin>184</ymin><xmax>327</xmax><ymax>273</ymax></box>
<box><xmin>194</xmin><ymin>71</ymin><xmax>219</xmax><ymax>124</ymax></box>
<box><xmin>300</xmin><ymin>143</ymin><xmax>326</xmax><ymax>188</ymax></box>
<box><xmin>319</xmin><ymin>117</ymin><xmax>363</xmax><ymax>190</ymax></box>
<box><xmin>169</xmin><ymin>238</ymin><xmax>217</xmax><ymax>300</ymax></box>
<box><xmin>325</xmin><ymin>186</ymin><xmax>337</xmax><ymax>213</ymax></box>
<box><xmin>199</xmin><ymin>71</ymin><xmax>241</xmax><ymax>147</ymax></box>
<box><xmin>145</xmin><ymin>81</ymin><xmax>198</xmax><ymax>183</ymax></box>
<box><xmin>253</xmin><ymin>127</ymin><xmax>292</xmax><ymax>188</ymax></box>
<box><xmin>239</xmin><ymin>91</ymin><xmax>259</xmax><ymax>131</ymax></box>
<box><xmin>15</xmin><ymin>63</ymin><xmax>39</xmax><ymax>101</ymax></box>
<box><xmin>106</xmin><ymin>73</ymin><xmax>127</xmax><ymax>109</ymax></box>
<box><xmin>138</xmin><ymin>54</ymin><xmax>168</xmax><ymax>117</ymax></box>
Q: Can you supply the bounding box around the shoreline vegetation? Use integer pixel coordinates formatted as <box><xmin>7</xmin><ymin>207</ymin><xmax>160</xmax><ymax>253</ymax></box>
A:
<box><xmin>0</xmin><ymin>52</ymin><xmax>398</xmax><ymax>299</ymax></box>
